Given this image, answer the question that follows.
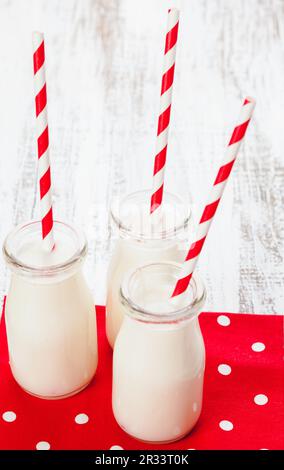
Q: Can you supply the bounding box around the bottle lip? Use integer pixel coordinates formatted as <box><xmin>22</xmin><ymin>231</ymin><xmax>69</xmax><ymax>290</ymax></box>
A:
<box><xmin>2</xmin><ymin>220</ymin><xmax>88</xmax><ymax>277</ymax></box>
<box><xmin>120</xmin><ymin>262</ymin><xmax>206</xmax><ymax>324</ymax></box>
<box><xmin>110</xmin><ymin>189</ymin><xmax>191</xmax><ymax>241</ymax></box>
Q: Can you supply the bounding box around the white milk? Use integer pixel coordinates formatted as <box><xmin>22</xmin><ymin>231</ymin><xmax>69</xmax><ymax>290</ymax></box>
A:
<box><xmin>4</xmin><ymin>222</ymin><xmax>98</xmax><ymax>399</ymax></box>
<box><xmin>106</xmin><ymin>191</ymin><xmax>191</xmax><ymax>347</ymax></box>
<box><xmin>112</xmin><ymin>264</ymin><xmax>206</xmax><ymax>443</ymax></box>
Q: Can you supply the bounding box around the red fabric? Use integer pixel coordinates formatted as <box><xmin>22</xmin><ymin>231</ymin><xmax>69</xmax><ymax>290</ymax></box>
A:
<box><xmin>0</xmin><ymin>305</ymin><xmax>283</xmax><ymax>450</ymax></box>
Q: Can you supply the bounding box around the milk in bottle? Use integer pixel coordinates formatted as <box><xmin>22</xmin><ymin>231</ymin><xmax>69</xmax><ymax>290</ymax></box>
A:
<box><xmin>106</xmin><ymin>190</ymin><xmax>191</xmax><ymax>347</ymax></box>
<box><xmin>3</xmin><ymin>220</ymin><xmax>98</xmax><ymax>399</ymax></box>
<box><xmin>112</xmin><ymin>262</ymin><xmax>206</xmax><ymax>443</ymax></box>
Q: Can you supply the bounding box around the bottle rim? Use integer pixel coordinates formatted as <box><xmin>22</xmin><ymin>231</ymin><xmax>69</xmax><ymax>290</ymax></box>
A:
<box><xmin>2</xmin><ymin>220</ymin><xmax>87</xmax><ymax>277</ymax></box>
<box><xmin>110</xmin><ymin>189</ymin><xmax>191</xmax><ymax>241</ymax></box>
<box><xmin>120</xmin><ymin>262</ymin><xmax>206</xmax><ymax>324</ymax></box>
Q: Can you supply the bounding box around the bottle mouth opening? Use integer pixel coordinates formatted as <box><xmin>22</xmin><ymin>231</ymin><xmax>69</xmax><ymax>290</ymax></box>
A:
<box><xmin>120</xmin><ymin>262</ymin><xmax>206</xmax><ymax>323</ymax></box>
<box><xmin>110</xmin><ymin>190</ymin><xmax>191</xmax><ymax>241</ymax></box>
<box><xmin>3</xmin><ymin>220</ymin><xmax>87</xmax><ymax>276</ymax></box>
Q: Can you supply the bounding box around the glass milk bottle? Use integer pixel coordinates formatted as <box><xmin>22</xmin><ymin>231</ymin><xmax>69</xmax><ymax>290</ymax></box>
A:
<box><xmin>106</xmin><ymin>190</ymin><xmax>191</xmax><ymax>347</ymax></box>
<box><xmin>3</xmin><ymin>220</ymin><xmax>98</xmax><ymax>399</ymax></box>
<box><xmin>112</xmin><ymin>262</ymin><xmax>206</xmax><ymax>444</ymax></box>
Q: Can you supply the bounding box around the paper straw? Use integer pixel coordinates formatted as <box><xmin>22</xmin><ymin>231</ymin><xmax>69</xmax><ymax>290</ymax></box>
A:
<box><xmin>32</xmin><ymin>32</ymin><xmax>55</xmax><ymax>251</ymax></box>
<box><xmin>150</xmin><ymin>8</ymin><xmax>180</xmax><ymax>215</ymax></box>
<box><xmin>172</xmin><ymin>97</ymin><xmax>256</xmax><ymax>297</ymax></box>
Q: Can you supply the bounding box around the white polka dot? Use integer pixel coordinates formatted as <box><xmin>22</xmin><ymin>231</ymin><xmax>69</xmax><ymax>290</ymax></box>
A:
<box><xmin>217</xmin><ymin>315</ymin><xmax>230</xmax><ymax>326</ymax></box>
<box><xmin>251</xmin><ymin>342</ymin><xmax>265</xmax><ymax>352</ymax></box>
<box><xmin>193</xmin><ymin>402</ymin><xmax>198</xmax><ymax>412</ymax></box>
<box><xmin>218</xmin><ymin>364</ymin><xmax>232</xmax><ymax>376</ymax></box>
<box><xmin>187</xmin><ymin>448</ymin><xmax>196</xmax><ymax>450</ymax></box>
<box><xmin>260</xmin><ymin>448</ymin><xmax>269</xmax><ymax>450</ymax></box>
<box><xmin>110</xmin><ymin>445</ymin><xmax>124</xmax><ymax>450</ymax></box>
<box><xmin>2</xmin><ymin>411</ymin><xmax>16</xmax><ymax>423</ymax></box>
<box><xmin>75</xmin><ymin>413</ymin><xmax>89</xmax><ymax>424</ymax></box>
<box><xmin>219</xmin><ymin>420</ymin><xmax>234</xmax><ymax>431</ymax></box>
<box><xmin>36</xmin><ymin>441</ymin><xmax>50</xmax><ymax>450</ymax></box>
<box><xmin>254</xmin><ymin>394</ymin><xmax>268</xmax><ymax>405</ymax></box>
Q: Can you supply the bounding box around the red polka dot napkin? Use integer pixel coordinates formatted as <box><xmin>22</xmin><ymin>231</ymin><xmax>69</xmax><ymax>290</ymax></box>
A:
<box><xmin>0</xmin><ymin>305</ymin><xmax>283</xmax><ymax>450</ymax></box>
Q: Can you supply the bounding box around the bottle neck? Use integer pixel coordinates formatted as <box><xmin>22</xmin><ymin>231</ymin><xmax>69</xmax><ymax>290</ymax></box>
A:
<box><xmin>111</xmin><ymin>190</ymin><xmax>191</xmax><ymax>242</ymax></box>
<box><xmin>3</xmin><ymin>220</ymin><xmax>87</xmax><ymax>280</ymax></box>
<box><xmin>120</xmin><ymin>263</ymin><xmax>206</xmax><ymax>324</ymax></box>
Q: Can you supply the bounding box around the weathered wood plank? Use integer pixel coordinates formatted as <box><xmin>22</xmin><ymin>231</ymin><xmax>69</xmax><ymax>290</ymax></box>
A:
<box><xmin>0</xmin><ymin>0</ymin><xmax>282</xmax><ymax>313</ymax></box>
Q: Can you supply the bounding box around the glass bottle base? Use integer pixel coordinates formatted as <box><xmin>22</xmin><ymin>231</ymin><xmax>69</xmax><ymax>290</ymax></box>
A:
<box><xmin>116</xmin><ymin>420</ymin><xmax>196</xmax><ymax>445</ymax></box>
<box><xmin>13</xmin><ymin>376</ymin><xmax>93</xmax><ymax>400</ymax></box>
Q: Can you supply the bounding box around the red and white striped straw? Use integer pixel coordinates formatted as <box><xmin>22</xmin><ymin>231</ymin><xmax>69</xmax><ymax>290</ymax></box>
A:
<box><xmin>32</xmin><ymin>32</ymin><xmax>55</xmax><ymax>251</ymax></box>
<box><xmin>150</xmin><ymin>8</ymin><xmax>180</xmax><ymax>215</ymax></box>
<box><xmin>172</xmin><ymin>97</ymin><xmax>256</xmax><ymax>297</ymax></box>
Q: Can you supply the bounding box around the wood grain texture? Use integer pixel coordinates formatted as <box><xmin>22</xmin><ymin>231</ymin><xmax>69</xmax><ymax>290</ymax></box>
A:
<box><xmin>0</xmin><ymin>0</ymin><xmax>283</xmax><ymax>313</ymax></box>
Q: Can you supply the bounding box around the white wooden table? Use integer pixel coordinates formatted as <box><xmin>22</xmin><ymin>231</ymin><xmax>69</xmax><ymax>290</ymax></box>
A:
<box><xmin>0</xmin><ymin>0</ymin><xmax>283</xmax><ymax>313</ymax></box>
